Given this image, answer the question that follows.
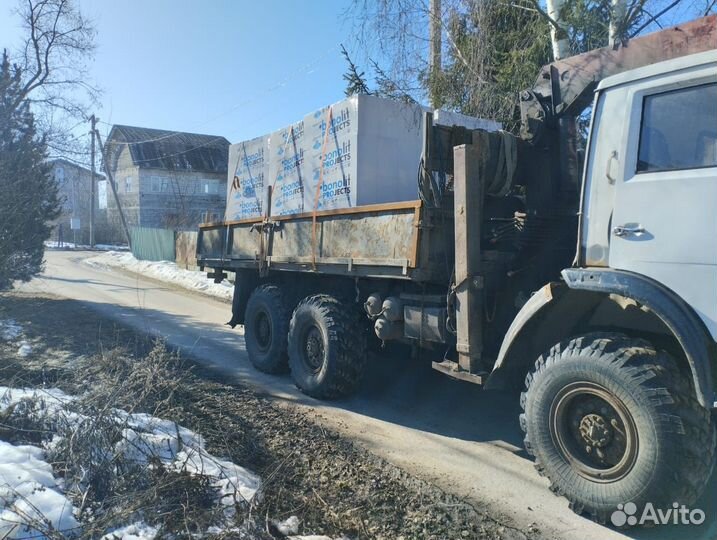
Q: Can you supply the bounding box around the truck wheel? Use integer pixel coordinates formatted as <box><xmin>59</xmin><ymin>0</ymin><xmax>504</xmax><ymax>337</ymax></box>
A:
<box><xmin>520</xmin><ymin>333</ymin><xmax>716</xmax><ymax>522</ymax></box>
<box><xmin>244</xmin><ymin>284</ymin><xmax>290</xmax><ymax>374</ymax></box>
<box><xmin>288</xmin><ymin>294</ymin><xmax>367</xmax><ymax>399</ymax></box>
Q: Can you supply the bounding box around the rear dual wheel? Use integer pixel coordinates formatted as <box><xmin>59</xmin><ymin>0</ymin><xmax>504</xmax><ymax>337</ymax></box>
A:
<box><xmin>288</xmin><ymin>294</ymin><xmax>367</xmax><ymax>399</ymax></box>
<box><xmin>244</xmin><ymin>286</ymin><xmax>367</xmax><ymax>399</ymax></box>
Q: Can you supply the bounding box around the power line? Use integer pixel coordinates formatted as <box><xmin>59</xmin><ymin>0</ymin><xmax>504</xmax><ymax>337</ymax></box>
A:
<box><xmin>104</xmin><ymin>135</ymin><xmax>228</xmax><ymax>165</ymax></box>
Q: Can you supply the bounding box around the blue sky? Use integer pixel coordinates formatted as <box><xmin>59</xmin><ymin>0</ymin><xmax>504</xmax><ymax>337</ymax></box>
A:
<box><xmin>0</xmin><ymin>0</ymin><xmax>370</xmax><ymax>144</ymax></box>
<box><xmin>1</xmin><ymin>0</ymin><xmax>711</xmax><ymax>155</ymax></box>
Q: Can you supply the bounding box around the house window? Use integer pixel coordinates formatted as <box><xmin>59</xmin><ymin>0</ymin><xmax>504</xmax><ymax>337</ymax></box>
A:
<box><xmin>150</xmin><ymin>175</ymin><xmax>171</xmax><ymax>193</ymax></box>
<box><xmin>55</xmin><ymin>167</ymin><xmax>65</xmax><ymax>183</ymax></box>
<box><xmin>125</xmin><ymin>176</ymin><xmax>133</xmax><ymax>192</ymax></box>
<box><xmin>98</xmin><ymin>180</ymin><xmax>108</xmax><ymax>209</ymax></box>
<box><xmin>203</xmin><ymin>179</ymin><xmax>219</xmax><ymax>195</ymax></box>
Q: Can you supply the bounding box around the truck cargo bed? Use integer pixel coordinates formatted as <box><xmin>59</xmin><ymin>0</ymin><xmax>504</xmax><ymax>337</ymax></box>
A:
<box><xmin>197</xmin><ymin>200</ymin><xmax>453</xmax><ymax>283</ymax></box>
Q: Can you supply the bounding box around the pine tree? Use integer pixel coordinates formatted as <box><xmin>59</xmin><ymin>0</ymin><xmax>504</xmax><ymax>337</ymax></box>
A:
<box><xmin>0</xmin><ymin>50</ymin><xmax>60</xmax><ymax>291</ymax></box>
<box><xmin>341</xmin><ymin>44</ymin><xmax>371</xmax><ymax>97</ymax></box>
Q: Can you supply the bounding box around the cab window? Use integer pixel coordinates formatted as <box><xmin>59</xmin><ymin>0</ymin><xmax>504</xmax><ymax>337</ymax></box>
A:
<box><xmin>637</xmin><ymin>83</ymin><xmax>717</xmax><ymax>173</ymax></box>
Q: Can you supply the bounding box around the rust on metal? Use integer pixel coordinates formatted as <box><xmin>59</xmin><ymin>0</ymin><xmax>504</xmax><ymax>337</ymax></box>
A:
<box><xmin>528</xmin><ymin>15</ymin><xmax>717</xmax><ymax>118</ymax></box>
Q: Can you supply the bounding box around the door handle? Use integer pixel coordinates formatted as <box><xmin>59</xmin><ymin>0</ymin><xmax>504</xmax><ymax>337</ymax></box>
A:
<box><xmin>613</xmin><ymin>225</ymin><xmax>645</xmax><ymax>237</ymax></box>
<box><xmin>606</xmin><ymin>150</ymin><xmax>618</xmax><ymax>184</ymax></box>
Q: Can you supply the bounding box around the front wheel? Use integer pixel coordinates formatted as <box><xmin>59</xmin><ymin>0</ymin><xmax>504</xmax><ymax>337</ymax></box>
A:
<box><xmin>288</xmin><ymin>294</ymin><xmax>367</xmax><ymax>399</ymax></box>
<box><xmin>520</xmin><ymin>333</ymin><xmax>716</xmax><ymax>523</ymax></box>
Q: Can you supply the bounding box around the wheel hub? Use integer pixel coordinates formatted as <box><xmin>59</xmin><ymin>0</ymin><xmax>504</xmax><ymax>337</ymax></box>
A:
<box><xmin>302</xmin><ymin>326</ymin><xmax>325</xmax><ymax>372</ymax></box>
<box><xmin>550</xmin><ymin>382</ymin><xmax>638</xmax><ymax>483</ymax></box>
<box><xmin>579</xmin><ymin>413</ymin><xmax>612</xmax><ymax>448</ymax></box>
<box><xmin>254</xmin><ymin>310</ymin><xmax>272</xmax><ymax>352</ymax></box>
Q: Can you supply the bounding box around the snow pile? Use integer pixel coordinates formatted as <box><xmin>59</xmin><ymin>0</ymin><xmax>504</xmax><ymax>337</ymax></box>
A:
<box><xmin>0</xmin><ymin>387</ymin><xmax>73</xmax><ymax>413</ymax></box>
<box><xmin>100</xmin><ymin>522</ymin><xmax>158</xmax><ymax>539</ymax></box>
<box><xmin>0</xmin><ymin>385</ymin><xmax>341</xmax><ymax>538</ymax></box>
<box><xmin>44</xmin><ymin>241</ymin><xmax>79</xmax><ymax>249</ymax></box>
<box><xmin>276</xmin><ymin>516</ymin><xmax>350</xmax><ymax>540</ymax></box>
<box><xmin>1</xmin><ymin>321</ymin><xmax>34</xmax><ymax>358</ymax></box>
<box><xmin>0</xmin><ymin>441</ymin><xmax>80</xmax><ymax>538</ymax></box>
<box><xmin>0</xmin><ymin>320</ymin><xmax>22</xmax><ymax>341</ymax></box>
<box><xmin>289</xmin><ymin>537</ymin><xmax>345</xmax><ymax>540</ymax></box>
<box><xmin>0</xmin><ymin>388</ymin><xmax>79</xmax><ymax>538</ymax></box>
<box><xmin>44</xmin><ymin>241</ymin><xmax>129</xmax><ymax>251</ymax></box>
<box><xmin>95</xmin><ymin>244</ymin><xmax>130</xmax><ymax>251</ymax></box>
<box><xmin>113</xmin><ymin>411</ymin><xmax>262</xmax><ymax>507</ymax></box>
<box><xmin>277</xmin><ymin>515</ymin><xmax>301</xmax><ymax>535</ymax></box>
<box><xmin>16</xmin><ymin>342</ymin><xmax>32</xmax><ymax>357</ymax></box>
<box><xmin>0</xmin><ymin>386</ymin><xmax>262</xmax><ymax>537</ymax></box>
<box><xmin>84</xmin><ymin>251</ymin><xmax>234</xmax><ymax>301</ymax></box>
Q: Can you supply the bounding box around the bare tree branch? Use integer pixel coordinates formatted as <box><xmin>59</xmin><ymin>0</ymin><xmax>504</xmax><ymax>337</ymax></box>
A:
<box><xmin>8</xmin><ymin>0</ymin><xmax>99</xmax><ymax>143</ymax></box>
<box><xmin>629</xmin><ymin>0</ymin><xmax>682</xmax><ymax>37</ymax></box>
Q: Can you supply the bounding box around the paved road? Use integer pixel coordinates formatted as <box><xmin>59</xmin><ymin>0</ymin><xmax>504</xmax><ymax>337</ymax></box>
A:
<box><xmin>22</xmin><ymin>251</ymin><xmax>716</xmax><ymax>540</ymax></box>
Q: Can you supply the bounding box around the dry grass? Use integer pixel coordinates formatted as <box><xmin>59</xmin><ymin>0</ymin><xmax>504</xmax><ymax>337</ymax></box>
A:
<box><xmin>0</xmin><ymin>292</ymin><xmax>539</xmax><ymax>540</ymax></box>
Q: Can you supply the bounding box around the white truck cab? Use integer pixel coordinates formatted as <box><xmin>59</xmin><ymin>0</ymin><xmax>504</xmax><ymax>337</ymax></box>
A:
<box><xmin>497</xmin><ymin>45</ymin><xmax>717</xmax><ymax>522</ymax></box>
<box><xmin>581</xmin><ymin>50</ymin><xmax>717</xmax><ymax>336</ymax></box>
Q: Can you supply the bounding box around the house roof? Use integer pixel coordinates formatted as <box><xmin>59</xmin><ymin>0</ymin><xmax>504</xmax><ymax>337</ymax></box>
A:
<box><xmin>105</xmin><ymin>125</ymin><xmax>229</xmax><ymax>173</ymax></box>
<box><xmin>49</xmin><ymin>158</ymin><xmax>105</xmax><ymax>179</ymax></box>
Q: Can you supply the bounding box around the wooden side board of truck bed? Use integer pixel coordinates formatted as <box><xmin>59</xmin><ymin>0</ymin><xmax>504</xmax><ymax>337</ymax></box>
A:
<box><xmin>197</xmin><ymin>200</ymin><xmax>453</xmax><ymax>283</ymax></box>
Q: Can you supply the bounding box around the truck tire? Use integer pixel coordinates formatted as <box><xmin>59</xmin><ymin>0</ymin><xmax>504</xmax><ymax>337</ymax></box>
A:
<box><xmin>244</xmin><ymin>284</ymin><xmax>290</xmax><ymax>374</ymax></box>
<box><xmin>520</xmin><ymin>333</ymin><xmax>715</xmax><ymax>523</ymax></box>
<box><xmin>288</xmin><ymin>294</ymin><xmax>367</xmax><ymax>399</ymax></box>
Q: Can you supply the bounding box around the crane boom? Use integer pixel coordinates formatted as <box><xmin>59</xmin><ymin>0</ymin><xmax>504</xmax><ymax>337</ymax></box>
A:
<box><xmin>520</xmin><ymin>15</ymin><xmax>717</xmax><ymax>142</ymax></box>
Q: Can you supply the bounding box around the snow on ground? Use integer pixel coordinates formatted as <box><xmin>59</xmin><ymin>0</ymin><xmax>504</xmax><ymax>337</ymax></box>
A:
<box><xmin>45</xmin><ymin>241</ymin><xmax>129</xmax><ymax>251</ymax></box>
<box><xmin>16</xmin><ymin>342</ymin><xmax>32</xmax><ymax>357</ymax></box>
<box><xmin>0</xmin><ymin>387</ymin><xmax>74</xmax><ymax>413</ymax></box>
<box><xmin>0</xmin><ymin>320</ymin><xmax>22</xmax><ymax>341</ymax></box>
<box><xmin>0</xmin><ymin>321</ymin><xmax>33</xmax><ymax>357</ymax></box>
<box><xmin>275</xmin><ymin>517</ymin><xmax>350</xmax><ymax>540</ymax></box>
<box><xmin>0</xmin><ymin>441</ymin><xmax>81</xmax><ymax>539</ymax></box>
<box><xmin>112</xmin><ymin>410</ymin><xmax>262</xmax><ymax>507</ymax></box>
<box><xmin>84</xmin><ymin>251</ymin><xmax>234</xmax><ymax>301</ymax></box>
<box><xmin>100</xmin><ymin>522</ymin><xmax>158</xmax><ymax>540</ymax></box>
<box><xmin>286</xmin><ymin>534</ymin><xmax>348</xmax><ymax>540</ymax></box>
<box><xmin>277</xmin><ymin>515</ymin><xmax>301</xmax><ymax>535</ymax></box>
<box><xmin>0</xmin><ymin>386</ymin><xmax>261</xmax><ymax>537</ymax></box>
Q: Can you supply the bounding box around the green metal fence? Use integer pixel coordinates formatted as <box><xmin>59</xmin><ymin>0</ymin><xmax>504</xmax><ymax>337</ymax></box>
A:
<box><xmin>129</xmin><ymin>226</ymin><xmax>176</xmax><ymax>262</ymax></box>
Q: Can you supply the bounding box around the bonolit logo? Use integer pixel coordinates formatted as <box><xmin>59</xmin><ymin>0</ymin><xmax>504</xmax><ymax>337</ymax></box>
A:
<box><xmin>610</xmin><ymin>502</ymin><xmax>706</xmax><ymax>527</ymax></box>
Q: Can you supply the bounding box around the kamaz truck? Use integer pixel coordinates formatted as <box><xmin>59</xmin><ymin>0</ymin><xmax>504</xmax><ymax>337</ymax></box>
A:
<box><xmin>197</xmin><ymin>16</ymin><xmax>717</xmax><ymax>521</ymax></box>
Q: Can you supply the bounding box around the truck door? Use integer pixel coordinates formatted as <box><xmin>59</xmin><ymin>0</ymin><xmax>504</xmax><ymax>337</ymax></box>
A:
<box><xmin>608</xmin><ymin>58</ymin><xmax>717</xmax><ymax>337</ymax></box>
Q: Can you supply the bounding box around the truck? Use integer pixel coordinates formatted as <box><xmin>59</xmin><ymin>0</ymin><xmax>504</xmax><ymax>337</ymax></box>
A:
<box><xmin>198</xmin><ymin>16</ymin><xmax>717</xmax><ymax>522</ymax></box>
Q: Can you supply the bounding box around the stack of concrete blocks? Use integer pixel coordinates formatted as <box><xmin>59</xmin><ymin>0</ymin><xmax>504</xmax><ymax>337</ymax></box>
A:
<box><xmin>433</xmin><ymin>109</ymin><xmax>500</xmax><ymax>132</ymax></box>
<box><xmin>225</xmin><ymin>135</ymin><xmax>270</xmax><ymax>221</ymax></box>
<box><xmin>270</xmin><ymin>119</ymin><xmax>307</xmax><ymax>216</ymax></box>
<box><xmin>225</xmin><ymin>95</ymin><xmax>501</xmax><ymax>220</ymax></box>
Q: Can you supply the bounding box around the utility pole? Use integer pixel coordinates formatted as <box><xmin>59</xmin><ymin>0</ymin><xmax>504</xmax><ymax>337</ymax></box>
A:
<box><xmin>428</xmin><ymin>0</ymin><xmax>442</xmax><ymax>108</ymax></box>
<box><xmin>93</xmin><ymin>129</ymin><xmax>133</xmax><ymax>250</ymax></box>
<box><xmin>89</xmin><ymin>114</ymin><xmax>97</xmax><ymax>247</ymax></box>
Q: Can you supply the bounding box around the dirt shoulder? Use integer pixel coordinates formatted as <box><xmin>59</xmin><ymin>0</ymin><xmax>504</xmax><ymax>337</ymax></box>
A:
<box><xmin>0</xmin><ymin>291</ymin><xmax>542</xmax><ymax>539</ymax></box>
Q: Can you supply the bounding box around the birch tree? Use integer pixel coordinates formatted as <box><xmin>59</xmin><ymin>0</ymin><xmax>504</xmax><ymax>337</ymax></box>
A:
<box><xmin>546</xmin><ymin>0</ymin><xmax>571</xmax><ymax>59</ymax></box>
<box><xmin>350</xmin><ymin>0</ymin><xmax>697</xmax><ymax>130</ymax></box>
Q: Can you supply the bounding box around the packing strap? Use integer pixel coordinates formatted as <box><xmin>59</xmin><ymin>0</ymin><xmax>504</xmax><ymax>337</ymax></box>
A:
<box><xmin>311</xmin><ymin>106</ymin><xmax>333</xmax><ymax>269</ymax></box>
